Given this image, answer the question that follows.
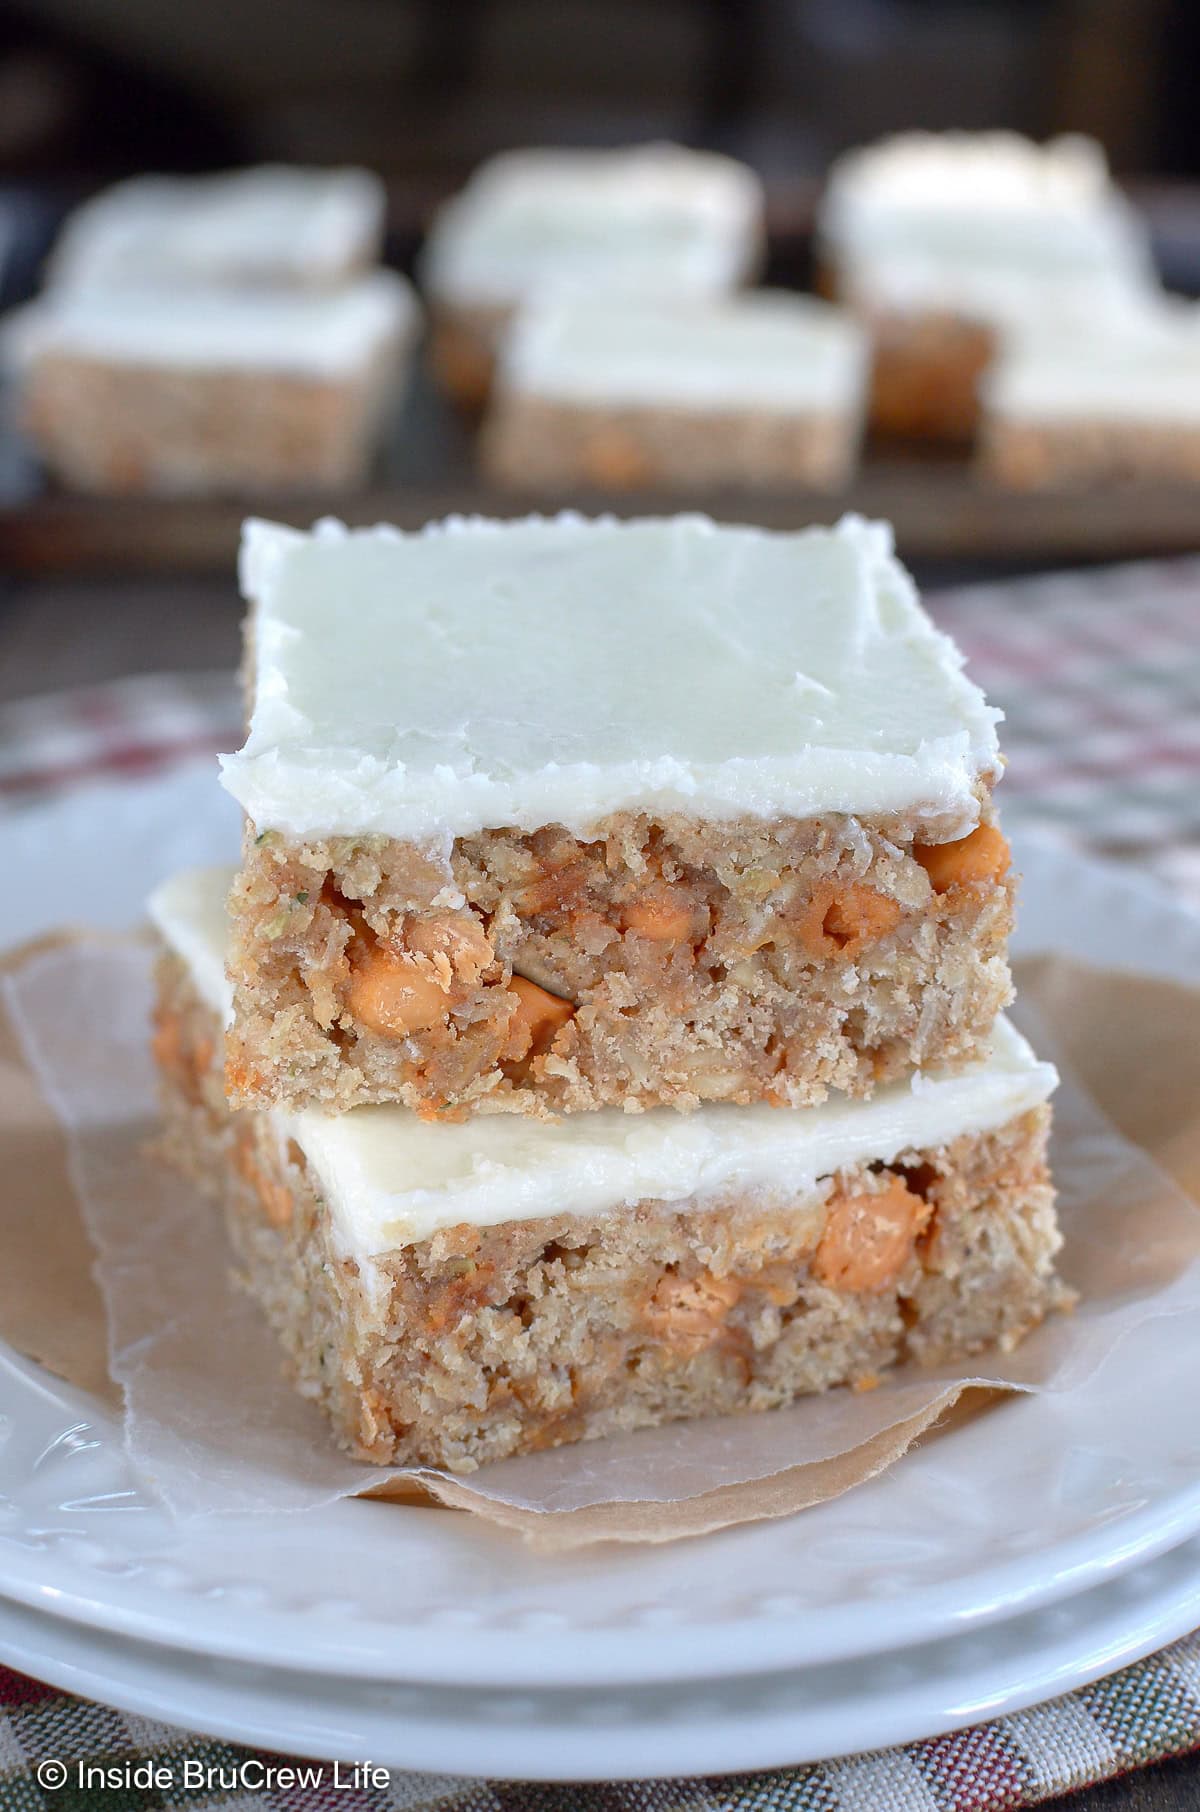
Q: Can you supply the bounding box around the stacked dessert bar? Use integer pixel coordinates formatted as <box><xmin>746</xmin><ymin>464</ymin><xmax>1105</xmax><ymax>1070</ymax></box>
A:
<box><xmin>816</xmin><ymin>131</ymin><xmax>1154</xmax><ymax>443</ymax></box>
<box><xmin>420</xmin><ymin>144</ymin><xmax>765</xmax><ymax>407</ymax></box>
<box><xmin>8</xmin><ymin>167</ymin><xmax>419</xmax><ymax>495</ymax></box>
<box><xmin>151</xmin><ymin>512</ymin><xmax>1064</xmax><ymax>1474</ymax></box>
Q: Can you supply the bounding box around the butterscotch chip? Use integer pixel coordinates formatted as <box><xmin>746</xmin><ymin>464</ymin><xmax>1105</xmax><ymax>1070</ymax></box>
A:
<box><xmin>582</xmin><ymin>428</ymin><xmax>653</xmax><ymax>489</ymax></box>
<box><xmin>812</xmin><ymin>1177</ymin><xmax>931</xmax><ymax>1294</ymax></box>
<box><xmin>915</xmin><ymin>824</ymin><xmax>1011</xmax><ymax>893</ymax></box>
<box><xmin>406</xmin><ymin>912</ymin><xmax>494</xmax><ymax>987</ymax></box>
<box><xmin>798</xmin><ymin>880</ymin><xmax>902</xmax><ymax>961</ymax></box>
<box><xmin>504</xmin><ymin>974</ymin><xmax>574</xmax><ymax>1060</ymax></box>
<box><xmin>645</xmin><ymin>1270</ymin><xmax>742</xmax><ymax>1354</ymax></box>
<box><xmin>622</xmin><ymin>889</ymin><xmax>698</xmax><ymax>944</ymax></box>
<box><xmin>347</xmin><ymin>950</ymin><xmax>450</xmax><ymax>1038</ymax></box>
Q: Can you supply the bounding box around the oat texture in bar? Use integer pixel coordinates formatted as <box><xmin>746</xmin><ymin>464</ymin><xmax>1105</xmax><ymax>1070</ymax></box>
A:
<box><xmin>482</xmin><ymin>292</ymin><xmax>868</xmax><ymax>493</ymax></box>
<box><xmin>219</xmin><ymin>512</ymin><xmax>1015</xmax><ymax>1121</ymax></box>
<box><xmin>152</xmin><ymin>868</ymin><xmax>1063</xmax><ymax>1472</ymax></box>
<box><xmin>419</xmin><ymin>143</ymin><xmax>764</xmax><ymax>406</ymax></box>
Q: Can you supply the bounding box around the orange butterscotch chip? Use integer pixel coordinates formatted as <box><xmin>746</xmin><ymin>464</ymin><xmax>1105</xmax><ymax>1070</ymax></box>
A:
<box><xmin>622</xmin><ymin>890</ymin><xmax>697</xmax><ymax>944</ymax></box>
<box><xmin>347</xmin><ymin>950</ymin><xmax>450</xmax><ymax>1038</ymax></box>
<box><xmin>812</xmin><ymin>1177</ymin><xmax>931</xmax><ymax>1294</ymax></box>
<box><xmin>150</xmin><ymin>1009</ymin><xmax>181</xmax><ymax>1072</ymax></box>
<box><xmin>797</xmin><ymin>880</ymin><xmax>902</xmax><ymax>961</ymax></box>
<box><xmin>914</xmin><ymin>824</ymin><xmax>1011</xmax><ymax>893</ymax></box>
<box><xmin>233</xmin><ymin>1129</ymin><xmax>294</xmax><ymax>1228</ymax></box>
<box><xmin>406</xmin><ymin>913</ymin><xmax>493</xmax><ymax>987</ymax></box>
<box><xmin>645</xmin><ymin>1270</ymin><xmax>742</xmax><ymax>1354</ymax></box>
<box><xmin>581</xmin><ymin>428</ymin><xmax>653</xmax><ymax>490</ymax></box>
<box><xmin>504</xmin><ymin>974</ymin><xmax>575</xmax><ymax>1060</ymax></box>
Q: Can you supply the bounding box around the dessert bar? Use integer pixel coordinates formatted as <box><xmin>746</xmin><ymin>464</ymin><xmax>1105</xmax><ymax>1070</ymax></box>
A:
<box><xmin>152</xmin><ymin>867</ymin><xmax>1063</xmax><ymax>1472</ymax></box>
<box><xmin>980</xmin><ymin>300</ymin><xmax>1200</xmax><ymax>488</ymax></box>
<box><xmin>10</xmin><ymin>273</ymin><xmax>418</xmax><ymax>495</ymax></box>
<box><xmin>482</xmin><ymin>292</ymin><xmax>867</xmax><ymax>493</ymax></box>
<box><xmin>219</xmin><ymin>513</ymin><xmax>1014</xmax><ymax>1119</ymax></box>
<box><xmin>816</xmin><ymin>131</ymin><xmax>1153</xmax><ymax>442</ymax></box>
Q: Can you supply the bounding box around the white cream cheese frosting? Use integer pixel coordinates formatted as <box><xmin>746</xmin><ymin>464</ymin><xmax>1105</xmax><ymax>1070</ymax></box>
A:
<box><xmin>420</xmin><ymin>142</ymin><xmax>763</xmax><ymax>309</ymax></box>
<box><xmin>48</xmin><ymin>165</ymin><xmax>386</xmax><ymax>293</ymax></box>
<box><xmin>819</xmin><ymin>131</ymin><xmax>1153</xmax><ymax>319</ymax></box>
<box><xmin>984</xmin><ymin>296</ymin><xmax>1200</xmax><ymax>422</ymax></box>
<box><xmin>219</xmin><ymin>513</ymin><xmax>1001</xmax><ymax>842</ymax></box>
<box><xmin>836</xmin><ymin>252</ymin><xmax>1150</xmax><ymax>334</ymax></box>
<box><xmin>6</xmin><ymin>270</ymin><xmax>418</xmax><ymax>377</ymax></box>
<box><xmin>149</xmin><ymin>866</ymin><xmax>1057</xmax><ymax>1258</ymax></box>
<box><xmin>497</xmin><ymin>291</ymin><xmax>868</xmax><ymax>413</ymax></box>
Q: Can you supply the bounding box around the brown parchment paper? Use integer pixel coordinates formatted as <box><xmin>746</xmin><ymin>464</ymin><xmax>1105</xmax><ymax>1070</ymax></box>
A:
<box><xmin>2</xmin><ymin>934</ymin><xmax>1200</xmax><ymax>1550</ymax></box>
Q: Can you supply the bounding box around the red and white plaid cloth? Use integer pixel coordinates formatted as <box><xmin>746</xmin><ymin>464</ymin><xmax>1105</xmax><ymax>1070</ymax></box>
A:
<box><xmin>0</xmin><ymin>554</ymin><xmax>1198</xmax><ymax>1811</ymax></box>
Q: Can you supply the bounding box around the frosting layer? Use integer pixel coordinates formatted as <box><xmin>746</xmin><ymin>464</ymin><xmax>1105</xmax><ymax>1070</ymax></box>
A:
<box><xmin>150</xmin><ymin>866</ymin><xmax>1057</xmax><ymax>1257</ymax></box>
<box><xmin>499</xmin><ymin>292</ymin><xmax>867</xmax><ymax>412</ymax></box>
<box><xmin>6</xmin><ymin>271</ymin><xmax>418</xmax><ymax>376</ymax></box>
<box><xmin>49</xmin><ymin>165</ymin><xmax>385</xmax><ymax>292</ymax></box>
<box><xmin>819</xmin><ymin>131</ymin><xmax>1152</xmax><ymax>321</ymax></box>
<box><xmin>984</xmin><ymin>297</ymin><xmax>1200</xmax><ymax>421</ymax></box>
<box><xmin>219</xmin><ymin>513</ymin><xmax>1001</xmax><ymax>841</ymax></box>
<box><xmin>421</xmin><ymin>143</ymin><xmax>762</xmax><ymax>308</ymax></box>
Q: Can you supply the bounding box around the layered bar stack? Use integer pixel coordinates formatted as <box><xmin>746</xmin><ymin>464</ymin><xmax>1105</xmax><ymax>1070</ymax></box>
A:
<box><xmin>816</xmin><ymin>131</ymin><xmax>1154</xmax><ymax>442</ymax></box>
<box><xmin>151</xmin><ymin>512</ymin><xmax>1065</xmax><ymax>1473</ymax></box>
<box><xmin>419</xmin><ymin>144</ymin><xmax>764</xmax><ymax>407</ymax></box>
<box><xmin>7</xmin><ymin>165</ymin><xmax>419</xmax><ymax>494</ymax></box>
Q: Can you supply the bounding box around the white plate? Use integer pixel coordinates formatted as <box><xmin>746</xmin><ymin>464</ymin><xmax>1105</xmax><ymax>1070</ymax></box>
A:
<box><xmin>1</xmin><ymin>763</ymin><xmax>1200</xmax><ymax>1693</ymax></box>
<box><xmin>2</xmin><ymin>1533</ymin><xmax>1200</xmax><ymax>1779</ymax></box>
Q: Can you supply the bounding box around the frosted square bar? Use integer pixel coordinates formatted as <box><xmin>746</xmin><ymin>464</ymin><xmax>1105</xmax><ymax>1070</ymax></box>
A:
<box><xmin>980</xmin><ymin>300</ymin><xmax>1200</xmax><ymax>488</ymax></box>
<box><xmin>482</xmin><ymin>292</ymin><xmax>868</xmax><ymax>493</ymax></box>
<box><xmin>218</xmin><ymin>512</ymin><xmax>1015</xmax><ymax>1120</ymax></box>
<box><xmin>10</xmin><ymin>273</ymin><xmax>418</xmax><ymax>495</ymax></box>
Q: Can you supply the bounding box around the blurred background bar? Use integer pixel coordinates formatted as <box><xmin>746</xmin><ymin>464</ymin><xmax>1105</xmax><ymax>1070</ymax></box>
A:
<box><xmin>0</xmin><ymin>1</ymin><xmax>1197</xmax><ymax>226</ymax></box>
<box><xmin>5</xmin><ymin>0</ymin><xmax>1200</xmax><ymax>683</ymax></box>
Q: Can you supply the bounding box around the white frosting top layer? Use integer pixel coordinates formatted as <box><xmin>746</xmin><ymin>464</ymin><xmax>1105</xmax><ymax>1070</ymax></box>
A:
<box><xmin>149</xmin><ymin>866</ymin><xmax>1057</xmax><ymax>1256</ymax></box>
<box><xmin>984</xmin><ymin>296</ymin><xmax>1200</xmax><ymax>421</ymax></box>
<box><xmin>219</xmin><ymin>513</ymin><xmax>1001</xmax><ymax>842</ymax></box>
<box><xmin>820</xmin><ymin>131</ymin><xmax>1152</xmax><ymax>319</ymax></box>
<box><xmin>837</xmin><ymin>250</ymin><xmax>1151</xmax><ymax>332</ymax></box>
<box><xmin>6</xmin><ymin>270</ymin><xmax>418</xmax><ymax>376</ymax></box>
<box><xmin>497</xmin><ymin>291</ymin><xmax>868</xmax><ymax>412</ymax></box>
<box><xmin>421</xmin><ymin>143</ymin><xmax>763</xmax><ymax>308</ymax></box>
<box><xmin>48</xmin><ymin>165</ymin><xmax>386</xmax><ymax>292</ymax></box>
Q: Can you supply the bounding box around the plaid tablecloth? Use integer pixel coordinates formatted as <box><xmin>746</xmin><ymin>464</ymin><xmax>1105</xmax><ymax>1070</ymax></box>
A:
<box><xmin>0</xmin><ymin>553</ymin><xmax>1198</xmax><ymax>1812</ymax></box>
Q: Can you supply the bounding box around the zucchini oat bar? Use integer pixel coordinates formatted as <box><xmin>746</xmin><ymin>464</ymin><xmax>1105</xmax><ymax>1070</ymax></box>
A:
<box><xmin>151</xmin><ymin>867</ymin><xmax>1064</xmax><ymax>1472</ymax></box>
<box><xmin>481</xmin><ymin>292</ymin><xmax>867</xmax><ymax>493</ymax></box>
<box><xmin>220</xmin><ymin>513</ymin><xmax>1015</xmax><ymax>1120</ymax></box>
<box><xmin>980</xmin><ymin>299</ymin><xmax>1200</xmax><ymax>488</ymax></box>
